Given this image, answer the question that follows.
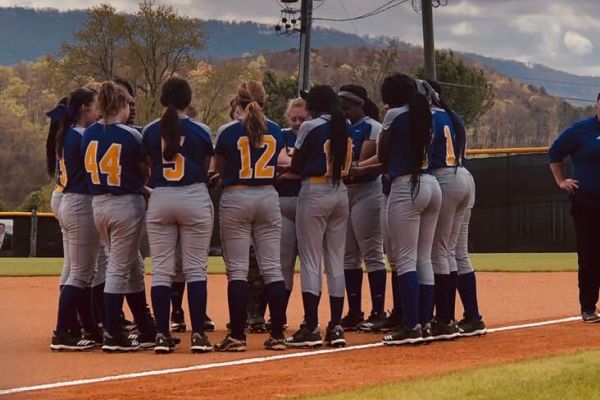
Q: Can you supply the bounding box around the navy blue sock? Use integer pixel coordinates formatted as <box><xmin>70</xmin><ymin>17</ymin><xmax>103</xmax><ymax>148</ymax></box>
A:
<box><xmin>344</xmin><ymin>269</ymin><xmax>363</xmax><ymax>316</ymax></box>
<box><xmin>283</xmin><ymin>289</ymin><xmax>292</xmax><ymax>325</ymax></box>
<box><xmin>368</xmin><ymin>270</ymin><xmax>386</xmax><ymax>314</ymax></box>
<box><xmin>60</xmin><ymin>285</ymin><xmax>82</xmax><ymax>334</ymax></box>
<box><xmin>228</xmin><ymin>280</ymin><xmax>248</xmax><ymax>340</ymax></box>
<box><xmin>104</xmin><ymin>293</ymin><xmax>125</xmax><ymax>337</ymax></box>
<box><xmin>187</xmin><ymin>281</ymin><xmax>207</xmax><ymax>334</ymax></box>
<box><xmin>434</xmin><ymin>274</ymin><xmax>451</xmax><ymax>324</ymax></box>
<box><xmin>126</xmin><ymin>291</ymin><xmax>155</xmax><ymax>336</ymax></box>
<box><xmin>329</xmin><ymin>296</ymin><xmax>344</xmax><ymax>327</ymax></box>
<box><xmin>265</xmin><ymin>281</ymin><xmax>286</xmax><ymax>339</ymax></box>
<box><xmin>449</xmin><ymin>271</ymin><xmax>458</xmax><ymax>321</ymax></box>
<box><xmin>391</xmin><ymin>271</ymin><xmax>402</xmax><ymax>317</ymax></box>
<box><xmin>419</xmin><ymin>284</ymin><xmax>434</xmax><ymax>326</ymax></box>
<box><xmin>302</xmin><ymin>292</ymin><xmax>320</xmax><ymax>331</ymax></box>
<box><xmin>92</xmin><ymin>283</ymin><xmax>104</xmax><ymax>327</ymax></box>
<box><xmin>151</xmin><ymin>285</ymin><xmax>171</xmax><ymax>335</ymax></box>
<box><xmin>397</xmin><ymin>271</ymin><xmax>419</xmax><ymax>329</ymax></box>
<box><xmin>56</xmin><ymin>285</ymin><xmax>83</xmax><ymax>335</ymax></box>
<box><xmin>77</xmin><ymin>287</ymin><xmax>97</xmax><ymax>333</ymax></box>
<box><xmin>457</xmin><ymin>272</ymin><xmax>482</xmax><ymax>321</ymax></box>
<box><xmin>171</xmin><ymin>281</ymin><xmax>185</xmax><ymax>312</ymax></box>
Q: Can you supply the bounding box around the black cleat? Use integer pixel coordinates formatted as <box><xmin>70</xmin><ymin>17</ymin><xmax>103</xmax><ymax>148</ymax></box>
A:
<box><xmin>382</xmin><ymin>327</ymin><xmax>424</xmax><ymax>346</ymax></box>
<box><xmin>357</xmin><ymin>311</ymin><xmax>389</xmax><ymax>332</ymax></box>
<box><xmin>457</xmin><ymin>318</ymin><xmax>487</xmax><ymax>336</ymax></box>
<box><xmin>285</xmin><ymin>327</ymin><xmax>323</xmax><ymax>348</ymax></box>
<box><xmin>340</xmin><ymin>312</ymin><xmax>364</xmax><ymax>332</ymax></box>
<box><xmin>154</xmin><ymin>333</ymin><xmax>176</xmax><ymax>354</ymax></box>
<box><xmin>102</xmin><ymin>332</ymin><xmax>140</xmax><ymax>352</ymax></box>
<box><xmin>324</xmin><ymin>325</ymin><xmax>346</xmax><ymax>348</ymax></box>
<box><xmin>191</xmin><ymin>332</ymin><xmax>213</xmax><ymax>353</ymax></box>
<box><xmin>379</xmin><ymin>310</ymin><xmax>403</xmax><ymax>332</ymax></box>
<box><xmin>50</xmin><ymin>332</ymin><xmax>96</xmax><ymax>351</ymax></box>
<box><xmin>170</xmin><ymin>309</ymin><xmax>186</xmax><ymax>332</ymax></box>
<box><xmin>264</xmin><ymin>336</ymin><xmax>287</xmax><ymax>351</ymax></box>
<box><xmin>204</xmin><ymin>316</ymin><xmax>215</xmax><ymax>332</ymax></box>
<box><xmin>214</xmin><ymin>334</ymin><xmax>247</xmax><ymax>352</ymax></box>
<box><xmin>430</xmin><ymin>320</ymin><xmax>460</xmax><ymax>341</ymax></box>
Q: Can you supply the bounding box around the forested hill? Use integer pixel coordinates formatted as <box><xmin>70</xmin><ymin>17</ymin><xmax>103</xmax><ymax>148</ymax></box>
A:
<box><xmin>0</xmin><ymin>6</ymin><xmax>598</xmax><ymax>103</ymax></box>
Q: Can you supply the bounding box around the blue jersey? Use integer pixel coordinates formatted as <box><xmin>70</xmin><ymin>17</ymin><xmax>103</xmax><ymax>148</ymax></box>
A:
<box><xmin>382</xmin><ymin>106</ymin><xmax>430</xmax><ymax>179</ymax></box>
<box><xmin>143</xmin><ymin>117</ymin><xmax>213</xmax><ymax>188</ymax></box>
<box><xmin>429</xmin><ymin>108</ymin><xmax>464</xmax><ymax>169</ymax></box>
<box><xmin>61</xmin><ymin>126</ymin><xmax>90</xmax><ymax>194</ymax></box>
<box><xmin>549</xmin><ymin>117</ymin><xmax>600</xmax><ymax>193</ymax></box>
<box><xmin>350</xmin><ymin>116</ymin><xmax>381</xmax><ymax>183</ymax></box>
<box><xmin>276</xmin><ymin>128</ymin><xmax>301</xmax><ymax>197</ymax></box>
<box><xmin>81</xmin><ymin>123</ymin><xmax>145</xmax><ymax>195</ymax></box>
<box><xmin>294</xmin><ymin>115</ymin><xmax>353</xmax><ymax>179</ymax></box>
<box><xmin>215</xmin><ymin>119</ymin><xmax>284</xmax><ymax>186</ymax></box>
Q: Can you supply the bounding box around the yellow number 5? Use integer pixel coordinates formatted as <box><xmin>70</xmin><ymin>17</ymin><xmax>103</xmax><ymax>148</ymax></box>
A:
<box><xmin>161</xmin><ymin>139</ymin><xmax>185</xmax><ymax>181</ymax></box>
<box><xmin>84</xmin><ymin>141</ymin><xmax>122</xmax><ymax>186</ymax></box>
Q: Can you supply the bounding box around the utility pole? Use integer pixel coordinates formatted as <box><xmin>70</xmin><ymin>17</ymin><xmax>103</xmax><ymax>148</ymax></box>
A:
<box><xmin>421</xmin><ymin>0</ymin><xmax>436</xmax><ymax>80</ymax></box>
<box><xmin>298</xmin><ymin>0</ymin><xmax>313</xmax><ymax>93</ymax></box>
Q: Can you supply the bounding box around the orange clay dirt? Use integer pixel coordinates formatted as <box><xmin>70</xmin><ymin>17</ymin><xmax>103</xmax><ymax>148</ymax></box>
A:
<box><xmin>1</xmin><ymin>272</ymin><xmax>597</xmax><ymax>400</ymax></box>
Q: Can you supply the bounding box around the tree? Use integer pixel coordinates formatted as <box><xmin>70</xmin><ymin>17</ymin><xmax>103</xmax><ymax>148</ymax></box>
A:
<box><xmin>416</xmin><ymin>51</ymin><xmax>495</xmax><ymax>127</ymax></box>
<box><xmin>262</xmin><ymin>71</ymin><xmax>298</xmax><ymax>127</ymax></box>
<box><xmin>125</xmin><ymin>0</ymin><xmax>205</xmax><ymax>119</ymax></box>
<box><xmin>58</xmin><ymin>4</ymin><xmax>127</xmax><ymax>81</ymax></box>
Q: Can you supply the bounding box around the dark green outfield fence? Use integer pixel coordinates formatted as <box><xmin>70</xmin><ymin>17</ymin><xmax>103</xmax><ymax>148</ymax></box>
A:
<box><xmin>0</xmin><ymin>151</ymin><xmax>575</xmax><ymax>257</ymax></box>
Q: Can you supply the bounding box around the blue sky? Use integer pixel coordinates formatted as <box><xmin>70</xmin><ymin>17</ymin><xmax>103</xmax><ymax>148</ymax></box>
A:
<box><xmin>2</xmin><ymin>0</ymin><xmax>599</xmax><ymax>77</ymax></box>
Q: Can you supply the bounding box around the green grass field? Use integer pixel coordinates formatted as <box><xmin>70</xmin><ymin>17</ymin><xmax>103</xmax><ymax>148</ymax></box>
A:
<box><xmin>301</xmin><ymin>350</ymin><xmax>600</xmax><ymax>400</ymax></box>
<box><xmin>0</xmin><ymin>253</ymin><xmax>578</xmax><ymax>276</ymax></box>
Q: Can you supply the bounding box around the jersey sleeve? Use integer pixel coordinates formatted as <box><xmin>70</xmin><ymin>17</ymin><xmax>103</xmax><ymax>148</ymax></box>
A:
<box><xmin>549</xmin><ymin>127</ymin><xmax>577</xmax><ymax>163</ymax></box>
<box><xmin>368</xmin><ymin>120</ymin><xmax>382</xmax><ymax>140</ymax></box>
<box><xmin>295</xmin><ymin>121</ymin><xmax>312</xmax><ymax>150</ymax></box>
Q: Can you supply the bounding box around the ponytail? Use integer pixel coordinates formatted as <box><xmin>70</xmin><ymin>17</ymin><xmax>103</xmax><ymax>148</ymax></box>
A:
<box><xmin>381</xmin><ymin>74</ymin><xmax>432</xmax><ymax>196</ymax></box>
<box><xmin>45</xmin><ymin>97</ymin><xmax>68</xmax><ymax>177</ymax></box>
<box><xmin>237</xmin><ymin>81</ymin><xmax>268</xmax><ymax>148</ymax></box>
<box><xmin>307</xmin><ymin>85</ymin><xmax>349</xmax><ymax>187</ymax></box>
<box><xmin>159</xmin><ymin>77</ymin><xmax>192</xmax><ymax>161</ymax></box>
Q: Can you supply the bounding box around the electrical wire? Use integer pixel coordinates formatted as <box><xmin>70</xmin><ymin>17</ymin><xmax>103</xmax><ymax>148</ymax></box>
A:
<box><xmin>314</xmin><ymin>0</ymin><xmax>409</xmax><ymax>22</ymax></box>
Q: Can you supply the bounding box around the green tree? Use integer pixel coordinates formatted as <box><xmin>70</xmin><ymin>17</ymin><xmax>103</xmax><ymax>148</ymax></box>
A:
<box><xmin>416</xmin><ymin>50</ymin><xmax>495</xmax><ymax>126</ymax></box>
<box><xmin>58</xmin><ymin>4</ymin><xmax>127</xmax><ymax>81</ymax></box>
<box><xmin>126</xmin><ymin>0</ymin><xmax>206</xmax><ymax>120</ymax></box>
<box><xmin>262</xmin><ymin>71</ymin><xmax>298</xmax><ymax>127</ymax></box>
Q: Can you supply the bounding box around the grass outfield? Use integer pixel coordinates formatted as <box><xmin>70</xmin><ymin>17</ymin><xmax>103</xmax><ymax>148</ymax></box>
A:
<box><xmin>0</xmin><ymin>253</ymin><xmax>577</xmax><ymax>276</ymax></box>
<box><xmin>300</xmin><ymin>350</ymin><xmax>600</xmax><ymax>400</ymax></box>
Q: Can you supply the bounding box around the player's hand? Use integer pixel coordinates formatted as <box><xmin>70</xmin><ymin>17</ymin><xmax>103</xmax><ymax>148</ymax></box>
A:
<box><xmin>558</xmin><ymin>179</ymin><xmax>579</xmax><ymax>194</ymax></box>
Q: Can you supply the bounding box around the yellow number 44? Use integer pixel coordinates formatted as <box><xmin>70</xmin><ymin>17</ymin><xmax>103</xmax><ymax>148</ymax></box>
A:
<box><xmin>84</xmin><ymin>140</ymin><xmax>122</xmax><ymax>187</ymax></box>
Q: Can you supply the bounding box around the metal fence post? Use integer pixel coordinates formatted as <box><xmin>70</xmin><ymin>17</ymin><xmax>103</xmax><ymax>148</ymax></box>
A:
<box><xmin>29</xmin><ymin>209</ymin><xmax>37</xmax><ymax>258</ymax></box>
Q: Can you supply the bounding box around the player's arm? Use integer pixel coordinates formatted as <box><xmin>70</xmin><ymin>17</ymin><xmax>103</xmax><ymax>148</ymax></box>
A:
<box><xmin>351</xmin><ymin>153</ymin><xmax>383</xmax><ymax>177</ymax></box>
<box><xmin>549</xmin><ymin>127</ymin><xmax>578</xmax><ymax>194</ymax></box>
<box><xmin>358</xmin><ymin>139</ymin><xmax>376</xmax><ymax>162</ymax></box>
<box><xmin>377</xmin><ymin>129</ymin><xmax>391</xmax><ymax>170</ymax></box>
<box><xmin>550</xmin><ymin>162</ymin><xmax>578</xmax><ymax>194</ymax></box>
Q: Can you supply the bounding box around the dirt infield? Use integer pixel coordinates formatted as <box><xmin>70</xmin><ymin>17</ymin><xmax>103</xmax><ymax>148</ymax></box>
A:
<box><xmin>1</xmin><ymin>272</ymin><xmax>596</xmax><ymax>399</ymax></box>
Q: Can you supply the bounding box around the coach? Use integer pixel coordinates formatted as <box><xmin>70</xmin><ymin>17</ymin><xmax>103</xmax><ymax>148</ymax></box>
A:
<box><xmin>549</xmin><ymin>91</ymin><xmax>600</xmax><ymax>323</ymax></box>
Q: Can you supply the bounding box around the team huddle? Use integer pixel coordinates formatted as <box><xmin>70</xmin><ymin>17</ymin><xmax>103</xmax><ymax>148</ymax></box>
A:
<box><xmin>47</xmin><ymin>72</ymin><xmax>486</xmax><ymax>354</ymax></box>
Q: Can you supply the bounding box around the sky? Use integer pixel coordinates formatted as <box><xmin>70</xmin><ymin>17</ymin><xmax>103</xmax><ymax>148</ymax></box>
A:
<box><xmin>1</xmin><ymin>0</ymin><xmax>599</xmax><ymax>77</ymax></box>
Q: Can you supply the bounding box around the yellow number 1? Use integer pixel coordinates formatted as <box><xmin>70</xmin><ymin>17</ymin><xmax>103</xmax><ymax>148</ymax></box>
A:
<box><xmin>444</xmin><ymin>125</ymin><xmax>456</xmax><ymax>166</ymax></box>
<box><xmin>323</xmin><ymin>138</ymin><xmax>353</xmax><ymax>177</ymax></box>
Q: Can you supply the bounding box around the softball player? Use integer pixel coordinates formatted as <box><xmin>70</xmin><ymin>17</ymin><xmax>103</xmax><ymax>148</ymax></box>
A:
<box><xmin>82</xmin><ymin>81</ymin><xmax>154</xmax><ymax>352</ymax></box>
<box><xmin>378</xmin><ymin>74</ymin><xmax>441</xmax><ymax>346</ymax></box>
<box><xmin>285</xmin><ymin>85</ymin><xmax>352</xmax><ymax>348</ymax></box>
<box><xmin>276</xmin><ymin>98</ymin><xmax>307</xmax><ymax>322</ymax></box>
<box><xmin>143</xmin><ymin>77</ymin><xmax>214</xmax><ymax>354</ymax></box>
<box><xmin>338</xmin><ymin>85</ymin><xmax>387</xmax><ymax>332</ymax></box>
<box><xmin>427</xmin><ymin>81</ymin><xmax>486</xmax><ymax>337</ymax></box>
<box><xmin>213</xmin><ymin>81</ymin><xmax>288</xmax><ymax>352</ymax></box>
<box><xmin>49</xmin><ymin>88</ymin><xmax>101</xmax><ymax>350</ymax></box>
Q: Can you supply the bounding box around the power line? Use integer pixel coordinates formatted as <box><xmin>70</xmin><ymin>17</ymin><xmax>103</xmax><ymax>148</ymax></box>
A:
<box><xmin>507</xmin><ymin>75</ymin><xmax>599</xmax><ymax>88</ymax></box>
<box><xmin>314</xmin><ymin>0</ymin><xmax>409</xmax><ymax>22</ymax></box>
<box><xmin>437</xmin><ymin>81</ymin><xmax>598</xmax><ymax>104</ymax></box>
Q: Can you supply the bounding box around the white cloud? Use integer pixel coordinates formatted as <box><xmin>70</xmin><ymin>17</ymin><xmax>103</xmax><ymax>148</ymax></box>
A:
<box><xmin>564</xmin><ymin>31</ymin><xmax>593</xmax><ymax>55</ymax></box>
<box><xmin>450</xmin><ymin>22</ymin><xmax>474</xmax><ymax>36</ymax></box>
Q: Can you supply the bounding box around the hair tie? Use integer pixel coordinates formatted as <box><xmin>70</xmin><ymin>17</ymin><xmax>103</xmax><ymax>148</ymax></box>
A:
<box><xmin>338</xmin><ymin>91</ymin><xmax>365</xmax><ymax>105</ymax></box>
<box><xmin>415</xmin><ymin>79</ymin><xmax>436</xmax><ymax>106</ymax></box>
<box><xmin>46</xmin><ymin>103</ymin><xmax>69</xmax><ymax>123</ymax></box>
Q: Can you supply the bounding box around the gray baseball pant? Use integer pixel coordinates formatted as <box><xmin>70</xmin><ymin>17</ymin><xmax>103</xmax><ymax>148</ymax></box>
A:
<box><xmin>387</xmin><ymin>174</ymin><xmax>442</xmax><ymax>285</ymax></box>
<box><xmin>344</xmin><ymin>179</ymin><xmax>385</xmax><ymax>272</ymax></box>
<box><xmin>93</xmin><ymin>194</ymin><xmax>146</xmax><ymax>294</ymax></box>
<box><xmin>51</xmin><ymin>189</ymin><xmax>70</xmax><ymax>286</ymax></box>
<box><xmin>220</xmin><ymin>186</ymin><xmax>284</xmax><ymax>284</ymax></box>
<box><xmin>147</xmin><ymin>183</ymin><xmax>214</xmax><ymax>287</ymax></box>
<box><xmin>279</xmin><ymin>196</ymin><xmax>298</xmax><ymax>291</ymax></box>
<box><xmin>58</xmin><ymin>193</ymin><xmax>99</xmax><ymax>288</ymax></box>
<box><xmin>432</xmin><ymin>167</ymin><xmax>473</xmax><ymax>275</ymax></box>
<box><xmin>296</xmin><ymin>181</ymin><xmax>349</xmax><ymax>298</ymax></box>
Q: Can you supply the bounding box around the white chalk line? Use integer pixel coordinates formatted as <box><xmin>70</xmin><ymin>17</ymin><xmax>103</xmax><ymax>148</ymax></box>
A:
<box><xmin>0</xmin><ymin>315</ymin><xmax>582</xmax><ymax>396</ymax></box>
